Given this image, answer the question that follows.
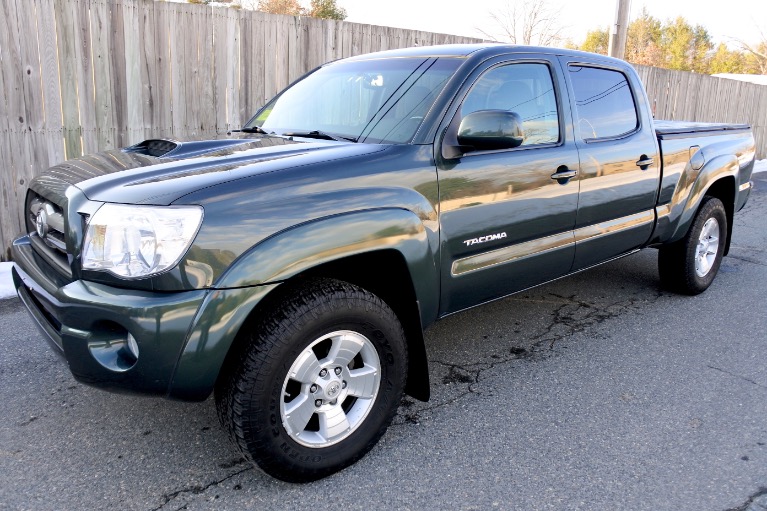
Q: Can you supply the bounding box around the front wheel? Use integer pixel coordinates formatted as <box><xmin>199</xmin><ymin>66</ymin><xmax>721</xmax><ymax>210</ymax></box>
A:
<box><xmin>215</xmin><ymin>278</ymin><xmax>407</xmax><ymax>482</ymax></box>
<box><xmin>658</xmin><ymin>196</ymin><xmax>728</xmax><ymax>295</ymax></box>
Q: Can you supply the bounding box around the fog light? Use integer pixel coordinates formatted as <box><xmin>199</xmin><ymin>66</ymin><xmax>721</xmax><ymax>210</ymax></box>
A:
<box><xmin>87</xmin><ymin>324</ymin><xmax>139</xmax><ymax>372</ymax></box>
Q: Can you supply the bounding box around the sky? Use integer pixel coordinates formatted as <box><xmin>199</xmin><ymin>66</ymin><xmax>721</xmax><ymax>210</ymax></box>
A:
<box><xmin>337</xmin><ymin>0</ymin><xmax>767</xmax><ymax>48</ymax></box>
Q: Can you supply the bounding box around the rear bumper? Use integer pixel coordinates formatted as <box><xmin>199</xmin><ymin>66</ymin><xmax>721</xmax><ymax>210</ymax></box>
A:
<box><xmin>12</xmin><ymin>235</ymin><xmax>208</xmax><ymax>397</ymax></box>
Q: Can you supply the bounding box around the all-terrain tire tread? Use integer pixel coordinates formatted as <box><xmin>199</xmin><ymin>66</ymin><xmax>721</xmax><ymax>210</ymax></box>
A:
<box><xmin>214</xmin><ymin>277</ymin><xmax>406</xmax><ymax>482</ymax></box>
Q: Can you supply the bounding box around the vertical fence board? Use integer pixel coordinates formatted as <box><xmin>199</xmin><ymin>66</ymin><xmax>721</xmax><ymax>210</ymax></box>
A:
<box><xmin>287</xmin><ymin>16</ymin><xmax>302</xmax><ymax>84</ymax></box>
<box><xmin>197</xmin><ymin>6</ymin><xmax>215</xmax><ymax>135</ymax></box>
<box><xmin>108</xmin><ymin>0</ymin><xmax>129</xmax><ymax>147</ymax></box>
<box><xmin>238</xmin><ymin>8</ymin><xmax>255</xmax><ymax>126</ymax></box>
<box><xmin>76</xmin><ymin>0</ymin><xmax>98</xmax><ymax>154</ymax></box>
<box><xmin>274</xmin><ymin>16</ymin><xmax>288</xmax><ymax>93</ymax></box>
<box><xmin>152</xmin><ymin>0</ymin><xmax>172</xmax><ymax>139</ymax></box>
<box><xmin>138</xmin><ymin>0</ymin><xmax>158</xmax><ymax>140</ymax></box>
<box><xmin>226</xmin><ymin>7</ymin><xmax>240</xmax><ymax>129</ymax></box>
<box><xmin>37</xmin><ymin>0</ymin><xmax>65</xmax><ymax>168</ymax></box>
<box><xmin>123</xmin><ymin>1</ymin><xmax>142</xmax><ymax>144</ymax></box>
<box><xmin>0</xmin><ymin>0</ymin><xmax>15</xmax><ymax>256</ymax></box>
<box><xmin>262</xmin><ymin>10</ymin><xmax>277</xmax><ymax>105</ymax></box>
<box><xmin>183</xmin><ymin>5</ymin><xmax>199</xmax><ymax>137</ymax></box>
<box><xmin>17</xmin><ymin>0</ymin><xmax>45</xmax><ymax>196</ymax></box>
<box><xmin>212</xmin><ymin>6</ymin><xmax>229</xmax><ymax>131</ymax></box>
<box><xmin>0</xmin><ymin>0</ymin><xmax>28</xmax><ymax>245</ymax></box>
<box><xmin>54</xmin><ymin>1</ymin><xmax>83</xmax><ymax>159</ymax></box>
<box><xmin>0</xmin><ymin>46</ymin><xmax>10</xmax><ymax>258</ymax></box>
<box><xmin>167</xmin><ymin>2</ymin><xmax>186</xmax><ymax>136</ymax></box>
<box><xmin>90</xmin><ymin>0</ymin><xmax>115</xmax><ymax>150</ymax></box>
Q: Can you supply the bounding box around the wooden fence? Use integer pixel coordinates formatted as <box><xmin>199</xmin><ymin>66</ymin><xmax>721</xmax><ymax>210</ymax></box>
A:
<box><xmin>0</xmin><ymin>0</ymin><xmax>766</xmax><ymax>260</ymax></box>
<box><xmin>636</xmin><ymin>64</ymin><xmax>767</xmax><ymax>155</ymax></box>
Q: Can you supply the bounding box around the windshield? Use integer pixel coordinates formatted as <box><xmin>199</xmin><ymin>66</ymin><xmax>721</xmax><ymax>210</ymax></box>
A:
<box><xmin>246</xmin><ymin>57</ymin><xmax>461</xmax><ymax>144</ymax></box>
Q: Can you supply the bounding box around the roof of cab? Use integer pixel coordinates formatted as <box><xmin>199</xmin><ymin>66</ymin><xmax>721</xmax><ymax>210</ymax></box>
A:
<box><xmin>342</xmin><ymin>43</ymin><xmax>628</xmax><ymax>66</ymax></box>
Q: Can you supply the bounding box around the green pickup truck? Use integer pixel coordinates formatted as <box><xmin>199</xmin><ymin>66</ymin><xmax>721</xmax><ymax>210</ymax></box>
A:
<box><xmin>11</xmin><ymin>44</ymin><xmax>755</xmax><ymax>482</ymax></box>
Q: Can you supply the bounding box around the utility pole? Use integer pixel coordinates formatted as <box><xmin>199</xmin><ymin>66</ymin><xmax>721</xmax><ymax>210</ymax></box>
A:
<box><xmin>608</xmin><ymin>0</ymin><xmax>630</xmax><ymax>59</ymax></box>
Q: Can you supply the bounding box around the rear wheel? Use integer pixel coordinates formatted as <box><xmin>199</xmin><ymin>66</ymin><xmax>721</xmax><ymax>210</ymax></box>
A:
<box><xmin>215</xmin><ymin>278</ymin><xmax>407</xmax><ymax>482</ymax></box>
<box><xmin>658</xmin><ymin>196</ymin><xmax>727</xmax><ymax>295</ymax></box>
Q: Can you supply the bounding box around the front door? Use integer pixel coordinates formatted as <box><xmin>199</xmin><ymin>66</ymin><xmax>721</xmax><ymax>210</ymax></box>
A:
<box><xmin>438</xmin><ymin>56</ymin><xmax>580</xmax><ymax>314</ymax></box>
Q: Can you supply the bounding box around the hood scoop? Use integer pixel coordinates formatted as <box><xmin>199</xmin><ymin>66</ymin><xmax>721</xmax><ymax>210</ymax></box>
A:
<box><xmin>123</xmin><ymin>136</ymin><xmax>302</xmax><ymax>160</ymax></box>
<box><xmin>124</xmin><ymin>138</ymin><xmax>266</xmax><ymax>159</ymax></box>
<box><xmin>124</xmin><ymin>139</ymin><xmax>179</xmax><ymax>157</ymax></box>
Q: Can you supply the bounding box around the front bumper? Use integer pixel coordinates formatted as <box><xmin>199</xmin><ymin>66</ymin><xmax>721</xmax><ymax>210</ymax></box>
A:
<box><xmin>12</xmin><ymin>235</ymin><xmax>208</xmax><ymax>397</ymax></box>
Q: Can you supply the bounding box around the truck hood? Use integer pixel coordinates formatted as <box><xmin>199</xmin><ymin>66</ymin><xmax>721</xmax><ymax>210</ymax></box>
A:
<box><xmin>36</xmin><ymin>134</ymin><xmax>385</xmax><ymax>205</ymax></box>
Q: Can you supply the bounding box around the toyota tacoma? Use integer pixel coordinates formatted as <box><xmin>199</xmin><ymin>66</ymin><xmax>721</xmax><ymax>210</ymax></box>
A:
<box><xmin>11</xmin><ymin>44</ymin><xmax>755</xmax><ymax>482</ymax></box>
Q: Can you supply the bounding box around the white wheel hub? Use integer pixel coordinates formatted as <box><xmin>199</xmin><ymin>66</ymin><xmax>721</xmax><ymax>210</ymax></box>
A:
<box><xmin>280</xmin><ymin>330</ymin><xmax>381</xmax><ymax>448</ymax></box>
<box><xmin>695</xmin><ymin>217</ymin><xmax>720</xmax><ymax>278</ymax></box>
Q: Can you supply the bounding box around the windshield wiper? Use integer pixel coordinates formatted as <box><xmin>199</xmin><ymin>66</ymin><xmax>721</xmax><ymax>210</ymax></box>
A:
<box><xmin>281</xmin><ymin>130</ymin><xmax>357</xmax><ymax>143</ymax></box>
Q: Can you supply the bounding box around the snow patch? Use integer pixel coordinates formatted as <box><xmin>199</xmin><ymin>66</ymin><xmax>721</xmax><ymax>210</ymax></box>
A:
<box><xmin>754</xmin><ymin>159</ymin><xmax>767</xmax><ymax>174</ymax></box>
<box><xmin>0</xmin><ymin>262</ymin><xmax>15</xmax><ymax>300</ymax></box>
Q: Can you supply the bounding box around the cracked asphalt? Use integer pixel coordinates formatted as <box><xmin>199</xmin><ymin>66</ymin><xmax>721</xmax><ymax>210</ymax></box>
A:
<box><xmin>1</xmin><ymin>174</ymin><xmax>766</xmax><ymax>511</ymax></box>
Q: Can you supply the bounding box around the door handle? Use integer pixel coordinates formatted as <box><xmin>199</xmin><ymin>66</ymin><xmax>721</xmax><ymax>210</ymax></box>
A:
<box><xmin>636</xmin><ymin>156</ymin><xmax>654</xmax><ymax>169</ymax></box>
<box><xmin>550</xmin><ymin>167</ymin><xmax>577</xmax><ymax>182</ymax></box>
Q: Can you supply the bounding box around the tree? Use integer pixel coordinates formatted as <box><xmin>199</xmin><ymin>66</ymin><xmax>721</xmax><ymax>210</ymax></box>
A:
<box><xmin>479</xmin><ymin>0</ymin><xmax>565</xmax><ymax>47</ymax></box>
<box><xmin>243</xmin><ymin>0</ymin><xmax>347</xmax><ymax>20</ymax></box>
<box><xmin>660</xmin><ymin>16</ymin><xmax>712</xmax><ymax>72</ymax></box>
<box><xmin>307</xmin><ymin>0</ymin><xmax>346</xmax><ymax>20</ymax></box>
<box><xmin>709</xmin><ymin>43</ymin><xmax>745</xmax><ymax>74</ymax></box>
<box><xmin>580</xmin><ymin>28</ymin><xmax>609</xmax><ymax>55</ymax></box>
<box><xmin>735</xmin><ymin>28</ymin><xmax>767</xmax><ymax>74</ymax></box>
<box><xmin>579</xmin><ymin>14</ymin><xmax>764</xmax><ymax>75</ymax></box>
<box><xmin>255</xmin><ymin>0</ymin><xmax>302</xmax><ymax>15</ymax></box>
<box><xmin>743</xmin><ymin>42</ymin><xmax>767</xmax><ymax>74</ymax></box>
<box><xmin>625</xmin><ymin>8</ymin><xmax>664</xmax><ymax>66</ymax></box>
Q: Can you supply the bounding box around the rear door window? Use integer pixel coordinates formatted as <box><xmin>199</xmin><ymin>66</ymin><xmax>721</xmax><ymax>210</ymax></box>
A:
<box><xmin>568</xmin><ymin>66</ymin><xmax>638</xmax><ymax>141</ymax></box>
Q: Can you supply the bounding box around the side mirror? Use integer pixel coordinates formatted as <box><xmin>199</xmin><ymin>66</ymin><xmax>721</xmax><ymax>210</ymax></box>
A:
<box><xmin>457</xmin><ymin>110</ymin><xmax>525</xmax><ymax>152</ymax></box>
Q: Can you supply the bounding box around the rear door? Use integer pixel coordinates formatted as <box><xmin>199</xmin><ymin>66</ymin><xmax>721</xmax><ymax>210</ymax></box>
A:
<box><xmin>437</xmin><ymin>55</ymin><xmax>580</xmax><ymax>314</ymax></box>
<box><xmin>558</xmin><ymin>58</ymin><xmax>661</xmax><ymax>270</ymax></box>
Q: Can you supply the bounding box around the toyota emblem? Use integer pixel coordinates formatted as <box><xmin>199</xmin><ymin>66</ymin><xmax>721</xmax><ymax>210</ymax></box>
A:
<box><xmin>35</xmin><ymin>209</ymin><xmax>49</xmax><ymax>239</ymax></box>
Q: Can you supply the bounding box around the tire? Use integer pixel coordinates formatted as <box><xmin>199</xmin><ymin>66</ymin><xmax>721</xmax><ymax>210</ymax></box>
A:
<box><xmin>658</xmin><ymin>196</ymin><xmax>727</xmax><ymax>295</ymax></box>
<box><xmin>215</xmin><ymin>278</ymin><xmax>407</xmax><ymax>482</ymax></box>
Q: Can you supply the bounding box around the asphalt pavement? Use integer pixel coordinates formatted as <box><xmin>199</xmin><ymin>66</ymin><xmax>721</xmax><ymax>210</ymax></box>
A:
<box><xmin>1</xmin><ymin>174</ymin><xmax>766</xmax><ymax>511</ymax></box>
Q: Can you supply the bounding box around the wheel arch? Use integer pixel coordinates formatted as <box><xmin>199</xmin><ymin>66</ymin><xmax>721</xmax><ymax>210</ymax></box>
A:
<box><xmin>216</xmin><ymin>251</ymin><xmax>432</xmax><ymax>402</ymax></box>
<box><xmin>168</xmin><ymin>209</ymin><xmax>438</xmax><ymax>402</ymax></box>
<box><xmin>666</xmin><ymin>154</ymin><xmax>738</xmax><ymax>247</ymax></box>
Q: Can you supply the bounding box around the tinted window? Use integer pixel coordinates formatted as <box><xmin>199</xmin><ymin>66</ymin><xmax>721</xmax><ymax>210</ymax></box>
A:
<box><xmin>250</xmin><ymin>58</ymin><xmax>461</xmax><ymax>144</ymax></box>
<box><xmin>569</xmin><ymin>66</ymin><xmax>638</xmax><ymax>140</ymax></box>
<box><xmin>462</xmin><ymin>63</ymin><xmax>559</xmax><ymax>146</ymax></box>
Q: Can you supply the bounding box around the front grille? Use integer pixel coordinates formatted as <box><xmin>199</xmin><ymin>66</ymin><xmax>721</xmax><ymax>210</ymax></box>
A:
<box><xmin>26</xmin><ymin>190</ymin><xmax>72</xmax><ymax>277</ymax></box>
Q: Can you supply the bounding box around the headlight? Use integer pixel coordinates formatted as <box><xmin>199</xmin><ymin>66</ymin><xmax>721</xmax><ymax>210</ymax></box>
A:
<box><xmin>82</xmin><ymin>204</ymin><xmax>203</xmax><ymax>278</ymax></box>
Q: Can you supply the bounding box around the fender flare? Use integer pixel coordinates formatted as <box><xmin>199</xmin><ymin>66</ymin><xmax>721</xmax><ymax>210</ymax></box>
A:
<box><xmin>665</xmin><ymin>153</ymin><xmax>738</xmax><ymax>244</ymax></box>
<box><xmin>168</xmin><ymin>208</ymin><xmax>439</xmax><ymax>401</ymax></box>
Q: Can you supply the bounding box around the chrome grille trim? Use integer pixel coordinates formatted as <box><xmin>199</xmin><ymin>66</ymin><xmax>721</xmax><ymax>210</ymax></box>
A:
<box><xmin>26</xmin><ymin>191</ymin><xmax>71</xmax><ymax>278</ymax></box>
<box><xmin>28</xmin><ymin>196</ymin><xmax>67</xmax><ymax>255</ymax></box>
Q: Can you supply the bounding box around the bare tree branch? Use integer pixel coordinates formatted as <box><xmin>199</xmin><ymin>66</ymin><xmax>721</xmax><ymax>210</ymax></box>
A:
<box><xmin>476</xmin><ymin>0</ymin><xmax>566</xmax><ymax>47</ymax></box>
<box><xmin>729</xmin><ymin>27</ymin><xmax>767</xmax><ymax>74</ymax></box>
